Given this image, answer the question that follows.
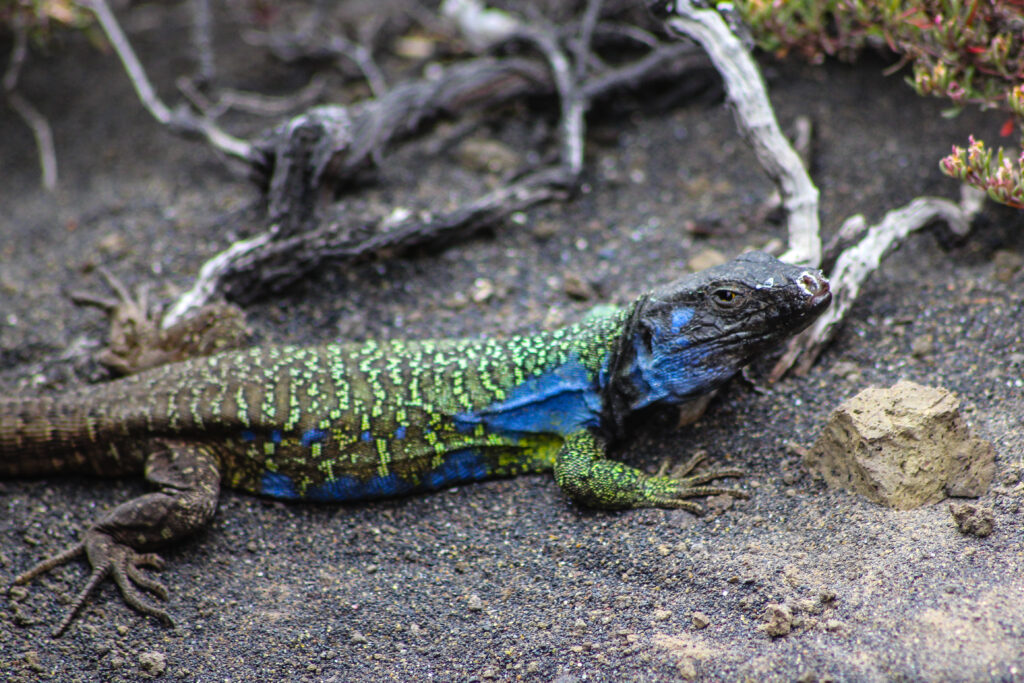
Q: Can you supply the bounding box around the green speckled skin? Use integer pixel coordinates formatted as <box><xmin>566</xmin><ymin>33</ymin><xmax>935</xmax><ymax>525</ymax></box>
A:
<box><xmin>1</xmin><ymin>311</ymin><xmax>624</xmax><ymax>498</ymax></box>
<box><xmin>0</xmin><ymin>252</ymin><xmax>831</xmax><ymax>635</ymax></box>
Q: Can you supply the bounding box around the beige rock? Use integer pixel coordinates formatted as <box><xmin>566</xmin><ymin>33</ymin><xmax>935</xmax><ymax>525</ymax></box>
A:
<box><xmin>806</xmin><ymin>380</ymin><xmax>995</xmax><ymax>509</ymax></box>
<box><xmin>759</xmin><ymin>603</ymin><xmax>793</xmax><ymax>637</ymax></box>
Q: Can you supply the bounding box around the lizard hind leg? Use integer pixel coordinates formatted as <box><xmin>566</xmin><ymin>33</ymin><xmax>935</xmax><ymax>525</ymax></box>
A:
<box><xmin>12</xmin><ymin>440</ymin><xmax>221</xmax><ymax>636</ymax></box>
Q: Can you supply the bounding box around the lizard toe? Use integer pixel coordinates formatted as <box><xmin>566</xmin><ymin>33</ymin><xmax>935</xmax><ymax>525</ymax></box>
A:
<box><xmin>13</xmin><ymin>541</ymin><xmax>86</xmax><ymax>586</ymax></box>
<box><xmin>124</xmin><ymin>558</ymin><xmax>169</xmax><ymax>600</ymax></box>
<box><xmin>111</xmin><ymin>561</ymin><xmax>174</xmax><ymax>627</ymax></box>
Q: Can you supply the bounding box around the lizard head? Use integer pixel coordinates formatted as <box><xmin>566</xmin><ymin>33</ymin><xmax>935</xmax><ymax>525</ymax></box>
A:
<box><xmin>609</xmin><ymin>251</ymin><xmax>831</xmax><ymax>414</ymax></box>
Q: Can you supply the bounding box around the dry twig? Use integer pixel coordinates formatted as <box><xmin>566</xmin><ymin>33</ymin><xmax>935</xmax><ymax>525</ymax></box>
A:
<box><xmin>660</xmin><ymin>0</ymin><xmax>821</xmax><ymax>267</ymax></box>
<box><xmin>770</xmin><ymin>188</ymin><xmax>983</xmax><ymax>379</ymax></box>
<box><xmin>82</xmin><ymin>0</ymin><xmax>254</xmax><ymax>162</ymax></box>
<box><xmin>4</xmin><ymin>22</ymin><xmax>57</xmax><ymax>190</ymax></box>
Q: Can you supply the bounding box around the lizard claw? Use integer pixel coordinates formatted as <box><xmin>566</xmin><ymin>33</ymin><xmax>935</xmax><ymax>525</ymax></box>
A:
<box><xmin>14</xmin><ymin>530</ymin><xmax>174</xmax><ymax>637</ymax></box>
<box><xmin>641</xmin><ymin>462</ymin><xmax>748</xmax><ymax>513</ymax></box>
<box><xmin>656</xmin><ymin>450</ymin><xmax>710</xmax><ymax>478</ymax></box>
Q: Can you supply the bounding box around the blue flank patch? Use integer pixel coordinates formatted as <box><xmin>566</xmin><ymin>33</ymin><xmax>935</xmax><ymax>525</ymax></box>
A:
<box><xmin>260</xmin><ymin>471</ymin><xmax>298</xmax><ymax>498</ymax></box>
<box><xmin>422</xmin><ymin>448</ymin><xmax>491</xmax><ymax>489</ymax></box>
<box><xmin>360</xmin><ymin>430</ymin><xmax>372</xmax><ymax>442</ymax></box>
<box><xmin>270</xmin><ymin>429</ymin><xmax>283</xmax><ymax>444</ymax></box>
<box><xmin>305</xmin><ymin>472</ymin><xmax>415</xmax><ymax>501</ymax></box>
<box><xmin>300</xmin><ymin>428</ymin><xmax>327</xmax><ymax>447</ymax></box>
<box><xmin>258</xmin><ymin>449</ymin><xmax>492</xmax><ymax>502</ymax></box>
<box><xmin>394</xmin><ymin>425</ymin><xmax>407</xmax><ymax>440</ymax></box>
<box><xmin>453</xmin><ymin>354</ymin><xmax>602</xmax><ymax>437</ymax></box>
<box><xmin>240</xmin><ymin>429</ymin><xmax>256</xmax><ymax>442</ymax></box>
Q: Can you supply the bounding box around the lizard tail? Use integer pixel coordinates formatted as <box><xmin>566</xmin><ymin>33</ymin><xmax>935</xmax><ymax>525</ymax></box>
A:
<box><xmin>0</xmin><ymin>396</ymin><xmax>131</xmax><ymax>477</ymax></box>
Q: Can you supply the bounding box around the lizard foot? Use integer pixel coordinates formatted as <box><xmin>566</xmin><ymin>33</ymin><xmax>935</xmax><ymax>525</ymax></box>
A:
<box><xmin>14</xmin><ymin>530</ymin><xmax>173</xmax><ymax>637</ymax></box>
<box><xmin>644</xmin><ymin>454</ymin><xmax>747</xmax><ymax>513</ymax></box>
<box><xmin>69</xmin><ymin>267</ymin><xmax>250</xmax><ymax>376</ymax></box>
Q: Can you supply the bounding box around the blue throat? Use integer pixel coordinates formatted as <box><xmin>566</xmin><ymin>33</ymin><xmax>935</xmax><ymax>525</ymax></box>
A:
<box><xmin>624</xmin><ymin>306</ymin><xmax>731</xmax><ymax>411</ymax></box>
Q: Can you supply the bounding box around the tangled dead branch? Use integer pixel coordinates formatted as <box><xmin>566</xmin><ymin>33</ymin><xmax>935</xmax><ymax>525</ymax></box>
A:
<box><xmin>161</xmin><ymin>3</ymin><xmax>710</xmax><ymax>323</ymax></box>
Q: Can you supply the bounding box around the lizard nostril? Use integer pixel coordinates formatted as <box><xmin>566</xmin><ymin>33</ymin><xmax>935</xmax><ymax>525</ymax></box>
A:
<box><xmin>800</xmin><ymin>272</ymin><xmax>828</xmax><ymax>296</ymax></box>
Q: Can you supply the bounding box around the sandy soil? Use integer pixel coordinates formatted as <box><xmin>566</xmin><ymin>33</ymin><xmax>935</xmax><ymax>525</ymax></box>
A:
<box><xmin>1</xmin><ymin>4</ymin><xmax>1022</xmax><ymax>681</ymax></box>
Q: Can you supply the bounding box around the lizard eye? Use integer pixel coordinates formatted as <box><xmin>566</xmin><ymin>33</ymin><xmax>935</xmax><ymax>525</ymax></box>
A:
<box><xmin>711</xmin><ymin>288</ymin><xmax>741</xmax><ymax>308</ymax></box>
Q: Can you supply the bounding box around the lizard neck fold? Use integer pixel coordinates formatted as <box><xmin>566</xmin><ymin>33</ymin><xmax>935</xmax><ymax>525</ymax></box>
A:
<box><xmin>597</xmin><ymin>294</ymin><xmax>733</xmax><ymax>438</ymax></box>
<box><xmin>595</xmin><ymin>296</ymin><xmax>651</xmax><ymax>438</ymax></box>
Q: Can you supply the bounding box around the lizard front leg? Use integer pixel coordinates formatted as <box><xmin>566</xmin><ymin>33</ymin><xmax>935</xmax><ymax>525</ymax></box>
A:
<box><xmin>13</xmin><ymin>440</ymin><xmax>221</xmax><ymax>636</ymax></box>
<box><xmin>70</xmin><ymin>267</ymin><xmax>249</xmax><ymax>376</ymax></box>
<box><xmin>553</xmin><ymin>430</ymin><xmax>747</xmax><ymax>512</ymax></box>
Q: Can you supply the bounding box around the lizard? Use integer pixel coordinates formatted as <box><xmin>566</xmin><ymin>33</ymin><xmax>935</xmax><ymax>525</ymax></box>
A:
<box><xmin>0</xmin><ymin>251</ymin><xmax>831</xmax><ymax>636</ymax></box>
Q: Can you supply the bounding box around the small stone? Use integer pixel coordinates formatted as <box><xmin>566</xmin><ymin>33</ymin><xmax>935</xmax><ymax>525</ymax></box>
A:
<box><xmin>532</xmin><ymin>220</ymin><xmax>559</xmax><ymax>240</ymax></box>
<box><xmin>797</xmin><ymin>598</ymin><xmax>821</xmax><ymax>615</ymax></box>
<box><xmin>350</xmin><ymin>631</ymin><xmax>369</xmax><ymax>644</ymax></box>
<box><xmin>677</xmin><ymin>657</ymin><xmax>698</xmax><ymax>680</ymax></box>
<box><xmin>96</xmin><ymin>232</ymin><xmax>128</xmax><ymax>257</ymax></box>
<box><xmin>563</xmin><ymin>273</ymin><xmax>597</xmax><ymax>301</ymax></box>
<box><xmin>759</xmin><ymin>603</ymin><xmax>793</xmax><ymax>637</ymax></box>
<box><xmin>138</xmin><ymin>651</ymin><xmax>167</xmax><ymax>677</ymax></box>
<box><xmin>687</xmin><ymin>248</ymin><xmax>728</xmax><ymax>273</ymax></box>
<box><xmin>573</xmin><ymin>617</ymin><xmax>587</xmax><ymax>630</ymax></box>
<box><xmin>23</xmin><ymin>650</ymin><xmax>45</xmax><ymax>673</ymax></box>
<box><xmin>467</xmin><ymin>594</ymin><xmax>484</xmax><ymax>611</ymax></box>
<box><xmin>394</xmin><ymin>34</ymin><xmax>436</xmax><ymax>59</ymax></box>
<box><xmin>993</xmin><ymin>249</ymin><xmax>1023</xmax><ymax>283</ymax></box>
<box><xmin>831</xmin><ymin>361</ymin><xmax>862</xmax><ymax>380</ymax></box>
<box><xmin>652</xmin><ymin>609</ymin><xmax>672</xmax><ymax>622</ymax></box>
<box><xmin>456</xmin><ymin>138</ymin><xmax>521</xmax><ymax>175</ymax></box>
<box><xmin>691</xmin><ymin>611</ymin><xmax>711</xmax><ymax>629</ymax></box>
<box><xmin>12</xmin><ymin>603</ymin><xmax>35</xmax><ymax>626</ymax></box>
<box><xmin>910</xmin><ymin>334</ymin><xmax>934</xmax><ymax>358</ymax></box>
<box><xmin>950</xmin><ymin>502</ymin><xmax>995</xmax><ymax>537</ymax></box>
<box><xmin>470</xmin><ymin>278</ymin><xmax>495</xmax><ymax>303</ymax></box>
<box><xmin>704</xmin><ymin>493</ymin><xmax>734</xmax><ymax>516</ymax></box>
<box><xmin>824</xmin><ymin>619</ymin><xmax>844</xmax><ymax>632</ymax></box>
